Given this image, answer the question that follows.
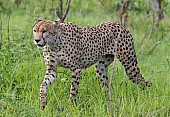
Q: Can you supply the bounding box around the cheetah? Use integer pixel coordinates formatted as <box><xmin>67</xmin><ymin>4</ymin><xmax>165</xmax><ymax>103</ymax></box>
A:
<box><xmin>32</xmin><ymin>19</ymin><xmax>151</xmax><ymax>109</ymax></box>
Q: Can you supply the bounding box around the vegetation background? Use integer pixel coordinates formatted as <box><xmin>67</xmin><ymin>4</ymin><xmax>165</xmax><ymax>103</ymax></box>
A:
<box><xmin>0</xmin><ymin>0</ymin><xmax>170</xmax><ymax>116</ymax></box>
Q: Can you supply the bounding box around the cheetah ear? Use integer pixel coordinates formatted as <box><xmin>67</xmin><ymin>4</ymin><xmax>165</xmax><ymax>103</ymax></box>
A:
<box><xmin>54</xmin><ymin>20</ymin><xmax>61</xmax><ymax>27</ymax></box>
<box><xmin>37</xmin><ymin>18</ymin><xmax>44</xmax><ymax>22</ymax></box>
<box><xmin>54</xmin><ymin>19</ymin><xmax>60</xmax><ymax>24</ymax></box>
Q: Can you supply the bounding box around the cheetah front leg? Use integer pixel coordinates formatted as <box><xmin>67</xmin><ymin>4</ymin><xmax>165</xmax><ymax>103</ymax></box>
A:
<box><xmin>40</xmin><ymin>66</ymin><xmax>57</xmax><ymax>109</ymax></box>
<box><xmin>70</xmin><ymin>69</ymin><xmax>81</xmax><ymax>105</ymax></box>
<box><xmin>40</xmin><ymin>50</ymin><xmax>58</xmax><ymax>109</ymax></box>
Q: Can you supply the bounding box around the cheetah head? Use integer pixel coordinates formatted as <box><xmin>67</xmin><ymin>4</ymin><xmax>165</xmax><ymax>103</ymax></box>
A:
<box><xmin>32</xmin><ymin>19</ymin><xmax>59</xmax><ymax>48</ymax></box>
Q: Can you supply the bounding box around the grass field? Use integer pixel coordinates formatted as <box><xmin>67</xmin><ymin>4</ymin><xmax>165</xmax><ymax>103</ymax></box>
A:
<box><xmin>0</xmin><ymin>0</ymin><xmax>170</xmax><ymax>116</ymax></box>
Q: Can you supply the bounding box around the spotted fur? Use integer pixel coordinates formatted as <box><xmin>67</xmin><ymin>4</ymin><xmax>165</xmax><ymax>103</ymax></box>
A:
<box><xmin>32</xmin><ymin>19</ymin><xmax>150</xmax><ymax>109</ymax></box>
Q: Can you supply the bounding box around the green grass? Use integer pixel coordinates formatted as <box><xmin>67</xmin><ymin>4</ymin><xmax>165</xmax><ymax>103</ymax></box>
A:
<box><xmin>0</xmin><ymin>0</ymin><xmax>170</xmax><ymax>116</ymax></box>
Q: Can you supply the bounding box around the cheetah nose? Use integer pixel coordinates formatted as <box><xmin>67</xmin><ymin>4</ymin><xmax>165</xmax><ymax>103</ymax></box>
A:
<box><xmin>34</xmin><ymin>39</ymin><xmax>40</xmax><ymax>43</ymax></box>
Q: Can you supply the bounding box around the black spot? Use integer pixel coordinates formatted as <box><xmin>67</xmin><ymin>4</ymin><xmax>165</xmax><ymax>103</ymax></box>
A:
<box><xmin>71</xmin><ymin>93</ymin><xmax>76</xmax><ymax>96</ymax></box>
<box><xmin>51</xmin><ymin>74</ymin><xmax>55</xmax><ymax>78</ymax></box>
<box><xmin>72</xmin><ymin>75</ymin><xmax>76</xmax><ymax>78</ymax></box>
<box><xmin>134</xmin><ymin>73</ymin><xmax>137</xmax><ymax>77</ymax></box>
<box><xmin>74</xmin><ymin>80</ymin><xmax>77</xmax><ymax>84</ymax></box>
<box><xmin>50</xmin><ymin>60</ymin><xmax>55</xmax><ymax>63</ymax></box>
<box><xmin>44</xmin><ymin>81</ymin><xmax>48</xmax><ymax>86</ymax></box>
<box><xmin>50</xmin><ymin>65</ymin><xmax>54</xmax><ymax>68</ymax></box>
<box><xmin>47</xmin><ymin>68</ymin><xmax>52</xmax><ymax>71</ymax></box>
<box><xmin>50</xmin><ymin>55</ymin><xmax>55</xmax><ymax>58</ymax></box>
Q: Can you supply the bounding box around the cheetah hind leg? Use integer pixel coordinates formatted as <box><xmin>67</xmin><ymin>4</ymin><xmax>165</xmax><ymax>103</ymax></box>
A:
<box><xmin>95</xmin><ymin>54</ymin><xmax>114</xmax><ymax>88</ymax></box>
<box><xmin>117</xmin><ymin>51</ymin><xmax>152</xmax><ymax>89</ymax></box>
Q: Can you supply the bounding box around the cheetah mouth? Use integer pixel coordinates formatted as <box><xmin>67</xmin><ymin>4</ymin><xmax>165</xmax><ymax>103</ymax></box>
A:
<box><xmin>37</xmin><ymin>42</ymin><xmax>47</xmax><ymax>48</ymax></box>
